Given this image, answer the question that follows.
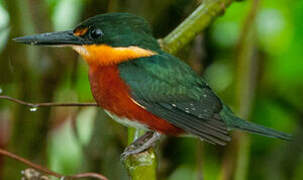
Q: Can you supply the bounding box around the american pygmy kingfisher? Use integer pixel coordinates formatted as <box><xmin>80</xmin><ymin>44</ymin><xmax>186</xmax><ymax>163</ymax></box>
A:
<box><xmin>14</xmin><ymin>13</ymin><xmax>291</xmax><ymax>156</ymax></box>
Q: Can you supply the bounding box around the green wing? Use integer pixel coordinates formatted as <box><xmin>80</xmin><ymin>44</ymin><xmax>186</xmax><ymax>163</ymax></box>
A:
<box><xmin>118</xmin><ymin>53</ymin><xmax>231</xmax><ymax>145</ymax></box>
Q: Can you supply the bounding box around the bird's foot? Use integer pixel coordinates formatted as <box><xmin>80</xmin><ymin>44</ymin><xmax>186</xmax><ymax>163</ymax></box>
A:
<box><xmin>121</xmin><ymin>131</ymin><xmax>161</xmax><ymax>161</ymax></box>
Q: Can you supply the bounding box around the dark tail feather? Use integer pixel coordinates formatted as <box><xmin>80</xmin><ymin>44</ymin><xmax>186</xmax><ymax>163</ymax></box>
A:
<box><xmin>220</xmin><ymin>105</ymin><xmax>292</xmax><ymax>141</ymax></box>
<box><xmin>229</xmin><ymin>117</ymin><xmax>292</xmax><ymax>141</ymax></box>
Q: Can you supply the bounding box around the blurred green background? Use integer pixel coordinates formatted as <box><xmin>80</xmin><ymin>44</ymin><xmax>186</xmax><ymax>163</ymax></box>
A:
<box><xmin>0</xmin><ymin>0</ymin><xmax>302</xmax><ymax>179</ymax></box>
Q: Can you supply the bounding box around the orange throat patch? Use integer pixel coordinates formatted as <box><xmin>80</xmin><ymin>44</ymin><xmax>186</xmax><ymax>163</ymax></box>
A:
<box><xmin>72</xmin><ymin>45</ymin><xmax>157</xmax><ymax>65</ymax></box>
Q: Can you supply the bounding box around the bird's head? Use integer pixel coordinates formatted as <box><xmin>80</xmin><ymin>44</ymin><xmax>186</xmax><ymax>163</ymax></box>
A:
<box><xmin>14</xmin><ymin>13</ymin><xmax>160</xmax><ymax>65</ymax></box>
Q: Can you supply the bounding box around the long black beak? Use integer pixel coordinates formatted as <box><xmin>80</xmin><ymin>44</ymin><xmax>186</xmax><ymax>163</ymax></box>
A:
<box><xmin>13</xmin><ymin>30</ymin><xmax>83</xmax><ymax>46</ymax></box>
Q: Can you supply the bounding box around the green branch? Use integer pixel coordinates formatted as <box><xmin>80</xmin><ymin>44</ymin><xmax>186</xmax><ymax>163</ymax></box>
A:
<box><xmin>124</xmin><ymin>0</ymin><xmax>237</xmax><ymax>179</ymax></box>
<box><xmin>161</xmin><ymin>0</ymin><xmax>235</xmax><ymax>54</ymax></box>
<box><xmin>124</xmin><ymin>128</ymin><xmax>157</xmax><ymax>180</ymax></box>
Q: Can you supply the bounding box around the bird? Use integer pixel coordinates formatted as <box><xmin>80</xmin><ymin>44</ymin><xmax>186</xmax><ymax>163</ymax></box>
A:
<box><xmin>14</xmin><ymin>12</ymin><xmax>291</xmax><ymax>157</ymax></box>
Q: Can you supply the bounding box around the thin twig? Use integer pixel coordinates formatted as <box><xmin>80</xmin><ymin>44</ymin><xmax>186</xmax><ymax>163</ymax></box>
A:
<box><xmin>0</xmin><ymin>148</ymin><xmax>61</xmax><ymax>178</ymax></box>
<box><xmin>0</xmin><ymin>148</ymin><xmax>108</xmax><ymax>180</ymax></box>
<box><xmin>0</xmin><ymin>95</ymin><xmax>98</xmax><ymax>108</ymax></box>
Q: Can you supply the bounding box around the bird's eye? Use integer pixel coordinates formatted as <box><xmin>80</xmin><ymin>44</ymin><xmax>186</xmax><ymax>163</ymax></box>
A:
<box><xmin>90</xmin><ymin>28</ymin><xmax>103</xmax><ymax>39</ymax></box>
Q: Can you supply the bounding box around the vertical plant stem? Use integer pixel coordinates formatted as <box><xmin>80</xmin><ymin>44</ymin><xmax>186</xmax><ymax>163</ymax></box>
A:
<box><xmin>219</xmin><ymin>1</ymin><xmax>260</xmax><ymax>180</ymax></box>
<box><xmin>234</xmin><ymin>0</ymin><xmax>260</xmax><ymax>180</ymax></box>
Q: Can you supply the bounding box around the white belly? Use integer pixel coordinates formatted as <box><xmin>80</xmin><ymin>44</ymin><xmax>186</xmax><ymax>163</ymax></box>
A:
<box><xmin>104</xmin><ymin>110</ymin><xmax>149</xmax><ymax>130</ymax></box>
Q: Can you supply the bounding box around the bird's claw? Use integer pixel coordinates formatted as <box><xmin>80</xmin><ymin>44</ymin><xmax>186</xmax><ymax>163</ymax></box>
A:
<box><xmin>120</xmin><ymin>143</ymin><xmax>148</xmax><ymax>161</ymax></box>
<box><xmin>120</xmin><ymin>131</ymin><xmax>161</xmax><ymax>162</ymax></box>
